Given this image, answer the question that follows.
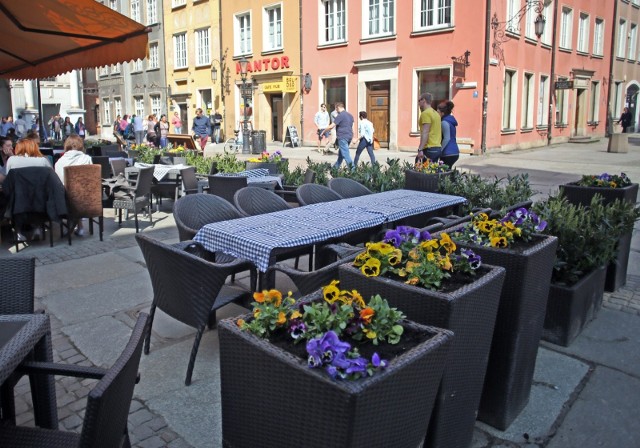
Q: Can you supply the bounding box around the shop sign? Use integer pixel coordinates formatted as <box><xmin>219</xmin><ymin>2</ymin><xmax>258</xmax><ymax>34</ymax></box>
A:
<box><xmin>236</xmin><ymin>56</ymin><xmax>291</xmax><ymax>74</ymax></box>
<box><xmin>263</xmin><ymin>82</ymin><xmax>283</xmax><ymax>92</ymax></box>
<box><xmin>283</xmin><ymin>76</ymin><xmax>298</xmax><ymax>93</ymax></box>
<box><xmin>554</xmin><ymin>80</ymin><xmax>574</xmax><ymax>90</ymax></box>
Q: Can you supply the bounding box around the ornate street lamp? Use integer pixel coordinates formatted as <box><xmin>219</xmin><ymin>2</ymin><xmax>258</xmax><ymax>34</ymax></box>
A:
<box><xmin>239</xmin><ymin>56</ymin><xmax>250</xmax><ymax>154</ymax></box>
<box><xmin>491</xmin><ymin>0</ymin><xmax>550</xmax><ymax>63</ymax></box>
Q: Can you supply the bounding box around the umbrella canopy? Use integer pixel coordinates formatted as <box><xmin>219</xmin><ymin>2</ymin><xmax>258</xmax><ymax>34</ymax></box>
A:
<box><xmin>0</xmin><ymin>0</ymin><xmax>150</xmax><ymax>80</ymax></box>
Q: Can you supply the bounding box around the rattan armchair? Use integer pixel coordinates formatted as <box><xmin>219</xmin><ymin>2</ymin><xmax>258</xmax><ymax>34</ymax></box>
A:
<box><xmin>0</xmin><ymin>313</ymin><xmax>149</xmax><ymax>448</ymax></box>
<box><xmin>295</xmin><ymin>183</ymin><xmax>343</xmax><ymax>206</ymax></box>
<box><xmin>136</xmin><ymin>235</ymin><xmax>253</xmax><ymax>385</ymax></box>
<box><xmin>180</xmin><ymin>167</ymin><xmax>200</xmax><ymax>195</ymax></box>
<box><xmin>112</xmin><ymin>166</ymin><xmax>154</xmax><ymax>233</ymax></box>
<box><xmin>62</xmin><ymin>165</ymin><xmax>104</xmax><ymax>243</ymax></box>
<box><xmin>328</xmin><ymin>177</ymin><xmax>372</xmax><ymax>198</ymax></box>
<box><xmin>275</xmin><ymin>168</ymin><xmax>316</xmax><ymax>204</ymax></box>
<box><xmin>109</xmin><ymin>159</ymin><xmax>127</xmax><ymax>177</ymax></box>
<box><xmin>90</xmin><ymin>156</ymin><xmax>112</xmax><ymax>179</ymax></box>
<box><xmin>207</xmin><ymin>175</ymin><xmax>248</xmax><ymax>204</ymax></box>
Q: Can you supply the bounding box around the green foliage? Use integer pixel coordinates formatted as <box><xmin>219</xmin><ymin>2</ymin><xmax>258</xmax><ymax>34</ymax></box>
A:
<box><xmin>329</xmin><ymin>158</ymin><xmax>407</xmax><ymax>192</ymax></box>
<box><xmin>211</xmin><ymin>150</ymin><xmax>245</xmax><ymax>173</ymax></box>
<box><xmin>135</xmin><ymin>145</ymin><xmax>163</xmax><ymax>164</ymax></box>
<box><xmin>184</xmin><ymin>151</ymin><xmax>213</xmax><ymax>175</ymax></box>
<box><xmin>440</xmin><ymin>171</ymin><xmax>534</xmax><ymax>214</ymax></box>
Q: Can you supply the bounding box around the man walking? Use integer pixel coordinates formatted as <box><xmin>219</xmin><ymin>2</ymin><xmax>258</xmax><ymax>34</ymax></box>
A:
<box><xmin>314</xmin><ymin>103</ymin><xmax>331</xmax><ymax>153</ymax></box>
<box><xmin>324</xmin><ymin>102</ymin><xmax>355</xmax><ymax>169</ymax></box>
<box><xmin>133</xmin><ymin>114</ymin><xmax>145</xmax><ymax>145</ymax></box>
<box><xmin>417</xmin><ymin>92</ymin><xmax>442</xmax><ymax>163</ymax></box>
<box><xmin>192</xmin><ymin>108</ymin><xmax>211</xmax><ymax>151</ymax></box>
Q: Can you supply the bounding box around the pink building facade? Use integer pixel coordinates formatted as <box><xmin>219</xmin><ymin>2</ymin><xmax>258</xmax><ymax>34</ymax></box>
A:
<box><xmin>301</xmin><ymin>1</ymin><xmax>613</xmax><ymax>153</ymax></box>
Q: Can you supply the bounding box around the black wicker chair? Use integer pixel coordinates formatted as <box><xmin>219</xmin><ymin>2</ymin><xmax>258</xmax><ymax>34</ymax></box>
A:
<box><xmin>91</xmin><ymin>156</ymin><xmax>112</xmax><ymax>179</ymax></box>
<box><xmin>0</xmin><ymin>313</ymin><xmax>149</xmax><ymax>448</ymax></box>
<box><xmin>275</xmin><ymin>168</ymin><xmax>316</xmax><ymax>204</ymax></box>
<box><xmin>328</xmin><ymin>177</ymin><xmax>372</xmax><ymax>198</ymax></box>
<box><xmin>136</xmin><ymin>234</ymin><xmax>254</xmax><ymax>385</ymax></box>
<box><xmin>112</xmin><ymin>166</ymin><xmax>154</xmax><ymax>233</ymax></box>
<box><xmin>234</xmin><ymin>186</ymin><xmax>313</xmax><ymax>271</ymax></box>
<box><xmin>180</xmin><ymin>167</ymin><xmax>200</xmax><ymax>195</ymax></box>
<box><xmin>296</xmin><ymin>183</ymin><xmax>343</xmax><ymax>206</ymax></box>
<box><xmin>109</xmin><ymin>159</ymin><xmax>127</xmax><ymax>177</ymax></box>
<box><xmin>207</xmin><ymin>175</ymin><xmax>248</xmax><ymax>204</ymax></box>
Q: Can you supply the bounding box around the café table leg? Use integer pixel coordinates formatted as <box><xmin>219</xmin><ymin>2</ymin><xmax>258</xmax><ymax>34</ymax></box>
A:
<box><xmin>30</xmin><ymin>327</ymin><xmax>58</xmax><ymax>429</ymax></box>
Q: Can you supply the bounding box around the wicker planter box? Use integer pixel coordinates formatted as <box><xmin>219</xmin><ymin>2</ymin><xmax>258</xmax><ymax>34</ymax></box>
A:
<box><xmin>219</xmin><ymin>295</ymin><xmax>453</xmax><ymax>448</ymax></box>
<box><xmin>560</xmin><ymin>182</ymin><xmax>638</xmax><ymax>208</ymax></box>
<box><xmin>447</xmin><ymin>233</ymin><xmax>558</xmax><ymax>430</ymax></box>
<box><xmin>404</xmin><ymin>169</ymin><xmax>453</xmax><ymax>193</ymax></box>
<box><xmin>542</xmin><ymin>265</ymin><xmax>606</xmax><ymax>347</ymax></box>
<box><xmin>606</xmin><ymin>231</ymin><xmax>632</xmax><ymax>292</ymax></box>
<box><xmin>339</xmin><ymin>263</ymin><xmax>506</xmax><ymax>448</ymax></box>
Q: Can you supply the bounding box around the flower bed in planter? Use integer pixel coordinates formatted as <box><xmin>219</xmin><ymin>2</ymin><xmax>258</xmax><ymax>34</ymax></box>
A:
<box><xmin>339</xmin><ymin>262</ymin><xmax>506</xmax><ymax>448</ymax></box>
<box><xmin>560</xmin><ymin>181</ymin><xmax>638</xmax><ymax>208</ymax></box>
<box><xmin>542</xmin><ymin>265</ymin><xmax>607</xmax><ymax>347</ymax></box>
<box><xmin>219</xmin><ymin>292</ymin><xmax>453</xmax><ymax>448</ymax></box>
<box><xmin>245</xmin><ymin>161</ymin><xmax>280</xmax><ymax>175</ymax></box>
<box><xmin>404</xmin><ymin>169</ymin><xmax>453</xmax><ymax>193</ymax></box>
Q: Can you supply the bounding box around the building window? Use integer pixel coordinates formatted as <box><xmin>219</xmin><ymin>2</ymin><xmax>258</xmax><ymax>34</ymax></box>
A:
<box><xmin>146</xmin><ymin>0</ymin><xmax>157</xmax><ymax>25</ymax></box>
<box><xmin>365</xmin><ymin>0</ymin><xmax>395</xmax><ymax>38</ymax></box>
<box><xmin>151</xmin><ymin>95</ymin><xmax>161</xmax><ymax>117</ymax></box>
<box><xmin>502</xmin><ymin>69</ymin><xmax>517</xmax><ymax>130</ymax></box>
<box><xmin>614</xmin><ymin>82</ymin><xmax>624</xmax><ymax>117</ymax></box>
<box><xmin>148</xmin><ymin>43</ymin><xmax>159</xmax><ymax>69</ymax></box>
<box><xmin>172</xmin><ymin>0</ymin><xmax>186</xmax><ymax>7</ymax></box>
<box><xmin>525</xmin><ymin>3</ymin><xmax>540</xmax><ymax>39</ymax></box>
<box><xmin>131</xmin><ymin>59</ymin><xmax>143</xmax><ymax>72</ymax></box>
<box><xmin>109</xmin><ymin>0</ymin><xmax>118</xmax><ymax>11</ymax></box>
<box><xmin>134</xmin><ymin>97</ymin><xmax>145</xmax><ymax>117</ymax></box>
<box><xmin>103</xmin><ymin>99</ymin><xmax>111</xmax><ymax>124</ymax></box>
<box><xmin>322</xmin><ymin>0</ymin><xmax>346</xmax><ymax>44</ymax></box>
<box><xmin>593</xmin><ymin>18</ymin><xmax>604</xmax><ymax>56</ymax></box>
<box><xmin>555</xmin><ymin>85</ymin><xmax>568</xmax><ymax>125</ymax></box>
<box><xmin>195</xmin><ymin>28</ymin><xmax>211</xmax><ymax>66</ymax></box>
<box><xmin>131</xmin><ymin>0</ymin><xmax>141</xmax><ymax>23</ymax></box>
<box><xmin>559</xmin><ymin>7</ymin><xmax>573</xmax><ymax>50</ymax></box>
<box><xmin>199</xmin><ymin>89</ymin><xmax>213</xmax><ymax>112</ymax></box>
<box><xmin>323</xmin><ymin>77</ymin><xmax>347</xmax><ymax>112</ymax></box>
<box><xmin>111</xmin><ymin>63</ymin><xmax>121</xmax><ymax>74</ymax></box>
<box><xmin>521</xmin><ymin>72</ymin><xmax>534</xmax><ymax>129</ymax></box>
<box><xmin>617</xmin><ymin>19</ymin><xmax>627</xmax><ymax>58</ymax></box>
<box><xmin>114</xmin><ymin>97</ymin><xmax>122</xmax><ymax>119</ymax></box>
<box><xmin>414</xmin><ymin>0</ymin><xmax>452</xmax><ymax>32</ymax></box>
<box><xmin>589</xmin><ymin>81</ymin><xmax>600</xmax><ymax>123</ymax></box>
<box><xmin>235</xmin><ymin>13</ymin><xmax>252</xmax><ymax>55</ymax></box>
<box><xmin>629</xmin><ymin>24</ymin><xmax>637</xmax><ymax>60</ymax></box>
<box><xmin>98</xmin><ymin>66</ymin><xmax>109</xmax><ymax>77</ymax></box>
<box><xmin>506</xmin><ymin>0</ymin><xmax>520</xmax><ymax>34</ymax></box>
<box><xmin>537</xmin><ymin>75</ymin><xmax>549</xmax><ymax>126</ymax></box>
<box><xmin>577</xmin><ymin>13</ymin><xmax>589</xmax><ymax>53</ymax></box>
<box><xmin>541</xmin><ymin>2</ymin><xmax>553</xmax><ymax>45</ymax></box>
<box><xmin>174</xmin><ymin>33</ymin><xmax>187</xmax><ymax>69</ymax></box>
<box><xmin>265</xmin><ymin>5</ymin><xmax>283</xmax><ymax>51</ymax></box>
<box><xmin>415</xmin><ymin>68</ymin><xmax>450</xmax><ymax>132</ymax></box>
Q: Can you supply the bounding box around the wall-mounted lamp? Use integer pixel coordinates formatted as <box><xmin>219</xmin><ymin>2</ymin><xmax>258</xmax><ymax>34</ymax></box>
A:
<box><xmin>303</xmin><ymin>73</ymin><xmax>312</xmax><ymax>93</ymax></box>
<box><xmin>491</xmin><ymin>0</ymin><xmax>550</xmax><ymax>63</ymax></box>
<box><xmin>211</xmin><ymin>48</ymin><xmax>230</xmax><ymax>101</ymax></box>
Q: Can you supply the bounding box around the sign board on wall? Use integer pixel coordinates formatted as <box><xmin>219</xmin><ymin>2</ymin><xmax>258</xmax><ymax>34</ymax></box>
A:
<box><xmin>554</xmin><ymin>80</ymin><xmax>574</xmax><ymax>90</ymax></box>
<box><xmin>263</xmin><ymin>82</ymin><xmax>282</xmax><ymax>92</ymax></box>
<box><xmin>283</xmin><ymin>76</ymin><xmax>298</xmax><ymax>93</ymax></box>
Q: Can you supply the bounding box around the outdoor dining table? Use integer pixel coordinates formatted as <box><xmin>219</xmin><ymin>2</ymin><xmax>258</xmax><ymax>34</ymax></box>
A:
<box><xmin>0</xmin><ymin>314</ymin><xmax>57</xmax><ymax>429</ymax></box>
<box><xmin>193</xmin><ymin>189</ymin><xmax>466</xmax><ymax>276</ymax></box>
<box><xmin>126</xmin><ymin>162</ymin><xmax>191</xmax><ymax>181</ymax></box>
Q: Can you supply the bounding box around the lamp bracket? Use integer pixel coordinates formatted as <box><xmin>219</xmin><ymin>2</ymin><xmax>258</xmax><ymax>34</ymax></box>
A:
<box><xmin>491</xmin><ymin>0</ymin><xmax>545</xmax><ymax>64</ymax></box>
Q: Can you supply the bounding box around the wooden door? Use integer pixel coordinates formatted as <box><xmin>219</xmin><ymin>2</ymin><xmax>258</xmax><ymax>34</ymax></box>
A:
<box><xmin>271</xmin><ymin>95</ymin><xmax>283</xmax><ymax>142</ymax></box>
<box><xmin>574</xmin><ymin>89</ymin><xmax>585</xmax><ymax>136</ymax></box>
<box><xmin>367</xmin><ymin>81</ymin><xmax>390</xmax><ymax>146</ymax></box>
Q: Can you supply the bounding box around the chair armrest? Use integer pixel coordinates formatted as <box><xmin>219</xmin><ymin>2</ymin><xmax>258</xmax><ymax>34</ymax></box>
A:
<box><xmin>320</xmin><ymin>243</ymin><xmax>363</xmax><ymax>259</ymax></box>
<box><xmin>18</xmin><ymin>361</ymin><xmax>107</xmax><ymax>380</ymax></box>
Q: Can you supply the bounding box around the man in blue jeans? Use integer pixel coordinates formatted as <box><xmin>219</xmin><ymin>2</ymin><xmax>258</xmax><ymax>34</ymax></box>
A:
<box><xmin>325</xmin><ymin>102</ymin><xmax>355</xmax><ymax>169</ymax></box>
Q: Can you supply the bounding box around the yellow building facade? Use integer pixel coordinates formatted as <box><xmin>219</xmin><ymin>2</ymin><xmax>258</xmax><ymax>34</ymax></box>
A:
<box><xmin>221</xmin><ymin>0</ymin><xmax>302</xmax><ymax>145</ymax></box>
<box><xmin>163</xmin><ymin>0</ymin><xmax>224</xmax><ymax>134</ymax></box>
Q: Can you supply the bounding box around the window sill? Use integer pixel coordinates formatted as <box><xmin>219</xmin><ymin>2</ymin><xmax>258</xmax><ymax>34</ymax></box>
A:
<box><xmin>536</xmin><ymin>125</ymin><xmax>549</xmax><ymax>131</ymax></box>
<box><xmin>317</xmin><ymin>41</ymin><xmax>348</xmax><ymax>49</ymax></box>
<box><xmin>524</xmin><ymin>36</ymin><xmax>539</xmax><ymax>45</ymax></box>
<box><xmin>360</xmin><ymin>34</ymin><xmax>397</xmax><ymax>44</ymax></box>
<box><xmin>505</xmin><ymin>30</ymin><xmax>520</xmax><ymax>39</ymax></box>
<box><xmin>171</xmin><ymin>4</ymin><xmax>186</xmax><ymax>11</ymax></box>
<box><xmin>410</xmin><ymin>26</ymin><xmax>454</xmax><ymax>37</ymax></box>
<box><xmin>501</xmin><ymin>129</ymin><xmax>517</xmax><ymax>135</ymax></box>
<box><xmin>554</xmin><ymin>123</ymin><xmax>568</xmax><ymax>128</ymax></box>
<box><xmin>576</xmin><ymin>50</ymin><xmax>589</xmax><ymax>57</ymax></box>
<box><xmin>146</xmin><ymin>67</ymin><xmax>160</xmax><ymax>72</ymax></box>
<box><xmin>616</xmin><ymin>56</ymin><xmax>626</xmax><ymax>61</ymax></box>
<box><xmin>520</xmin><ymin>127</ymin><xmax>534</xmax><ymax>133</ymax></box>
<box><xmin>591</xmin><ymin>54</ymin><xmax>604</xmax><ymax>59</ymax></box>
<box><xmin>588</xmin><ymin>121</ymin><xmax>600</xmax><ymax>126</ymax></box>
<box><xmin>559</xmin><ymin>47</ymin><xmax>573</xmax><ymax>54</ymax></box>
<box><xmin>261</xmin><ymin>48</ymin><xmax>284</xmax><ymax>56</ymax></box>
<box><xmin>628</xmin><ymin>58</ymin><xmax>638</xmax><ymax>63</ymax></box>
<box><xmin>233</xmin><ymin>53</ymin><xmax>253</xmax><ymax>61</ymax></box>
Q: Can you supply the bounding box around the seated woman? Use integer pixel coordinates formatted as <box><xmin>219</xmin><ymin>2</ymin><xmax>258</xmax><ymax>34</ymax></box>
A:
<box><xmin>5</xmin><ymin>138</ymin><xmax>52</xmax><ymax>173</ymax></box>
<box><xmin>55</xmin><ymin>135</ymin><xmax>93</xmax><ymax>236</ymax></box>
<box><xmin>0</xmin><ymin>137</ymin><xmax>15</xmax><ymax>183</ymax></box>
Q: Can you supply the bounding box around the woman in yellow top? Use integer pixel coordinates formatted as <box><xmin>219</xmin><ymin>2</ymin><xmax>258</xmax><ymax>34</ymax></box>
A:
<box><xmin>416</xmin><ymin>92</ymin><xmax>442</xmax><ymax>163</ymax></box>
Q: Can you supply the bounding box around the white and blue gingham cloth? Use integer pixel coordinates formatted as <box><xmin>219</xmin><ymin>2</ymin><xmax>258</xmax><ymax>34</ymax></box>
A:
<box><xmin>213</xmin><ymin>170</ymin><xmax>282</xmax><ymax>188</ymax></box>
<box><xmin>133</xmin><ymin>163</ymin><xmax>191</xmax><ymax>181</ymax></box>
<box><xmin>194</xmin><ymin>189</ymin><xmax>465</xmax><ymax>272</ymax></box>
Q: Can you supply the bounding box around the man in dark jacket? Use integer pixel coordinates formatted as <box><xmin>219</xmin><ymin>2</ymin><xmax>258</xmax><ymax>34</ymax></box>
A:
<box><xmin>192</xmin><ymin>108</ymin><xmax>211</xmax><ymax>151</ymax></box>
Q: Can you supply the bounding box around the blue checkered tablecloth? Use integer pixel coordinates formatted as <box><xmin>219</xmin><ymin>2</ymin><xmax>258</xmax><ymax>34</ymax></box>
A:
<box><xmin>133</xmin><ymin>163</ymin><xmax>191</xmax><ymax>181</ymax></box>
<box><xmin>193</xmin><ymin>189</ymin><xmax>465</xmax><ymax>272</ymax></box>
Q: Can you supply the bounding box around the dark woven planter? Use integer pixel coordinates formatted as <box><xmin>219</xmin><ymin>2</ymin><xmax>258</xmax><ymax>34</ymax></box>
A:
<box><xmin>219</xmin><ymin>294</ymin><xmax>452</xmax><ymax>448</ymax></box>
<box><xmin>606</xmin><ymin>231</ymin><xmax>632</xmax><ymax>292</ymax></box>
<box><xmin>339</xmin><ymin>263</ymin><xmax>506</xmax><ymax>448</ymax></box>
<box><xmin>542</xmin><ymin>265</ymin><xmax>606</xmax><ymax>347</ymax></box>
<box><xmin>404</xmin><ymin>169</ymin><xmax>453</xmax><ymax>193</ymax></box>
<box><xmin>560</xmin><ymin>182</ymin><xmax>638</xmax><ymax>207</ymax></box>
<box><xmin>447</xmin><ymin>233</ymin><xmax>558</xmax><ymax>430</ymax></box>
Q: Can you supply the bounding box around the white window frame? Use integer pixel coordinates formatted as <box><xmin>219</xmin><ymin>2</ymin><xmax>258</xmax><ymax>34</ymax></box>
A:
<box><xmin>98</xmin><ymin>66</ymin><xmax>109</xmax><ymax>77</ymax></box>
<box><xmin>502</xmin><ymin>69</ymin><xmax>517</xmax><ymax>131</ymax></box>
<box><xmin>235</xmin><ymin>12</ymin><xmax>252</xmax><ymax>56</ymax></box>
<box><xmin>131</xmin><ymin>59</ymin><xmax>143</xmax><ymax>72</ymax></box>
<box><xmin>363</xmin><ymin>0</ymin><xmax>395</xmax><ymax>38</ymax></box>
<box><xmin>173</xmin><ymin>33</ymin><xmax>187</xmax><ymax>69</ymax></box>
<box><xmin>195</xmin><ymin>28</ymin><xmax>211</xmax><ymax>67</ymax></box>
<box><xmin>618</xmin><ymin>19</ymin><xmax>627</xmax><ymax>58</ymax></box>
<box><xmin>130</xmin><ymin>0</ymin><xmax>141</xmax><ymax>23</ymax></box>
<box><xmin>109</xmin><ymin>0</ymin><xmax>118</xmax><ymax>11</ymax></box>
<box><xmin>614</xmin><ymin>81</ymin><xmax>624</xmax><ymax>117</ymax></box>
<box><xmin>593</xmin><ymin>18</ymin><xmax>604</xmax><ymax>56</ymax></box>
<box><xmin>589</xmin><ymin>81</ymin><xmax>600</xmax><ymax>123</ymax></box>
<box><xmin>507</xmin><ymin>0</ymin><xmax>520</xmax><ymax>35</ymax></box>
<box><xmin>555</xmin><ymin>86</ymin><xmax>569</xmax><ymax>125</ymax></box>
<box><xmin>320</xmin><ymin>0</ymin><xmax>346</xmax><ymax>45</ymax></box>
<box><xmin>151</xmin><ymin>95</ymin><xmax>161</xmax><ymax>117</ymax></box>
<box><xmin>521</xmin><ymin>72</ymin><xmax>534</xmax><ymax>129</ymax></box>
<box><xmin>560</xmin><ymin>7</ymin><xmax>573</xmax><ymax>50</ymax></box>
<box><xmin>541</xmin><ymin>2</ymin><xmax>553</xmax><ymax>45</ymax></box>
<box><xmin>111</xmin><ymin>63</ymin><xmax>121</xmax><ymax>74</ymax></box>
<box><xmin>146</xmin><ymin>0</ymin><xmax>157</xmax><ymax>25</ymax></box>
<box><xmin>629</xmin><ymin>24</ymin><xmax>638</xmax><ymax>60</ymax></box>
<box><xmin>264</xmin><ymin>4</ymin><xmax>283</xmax><ymax>51</ymax></box>
<box><xmin>114</xmin><ymin>97</ymin><xmax>122</xmax><ymax>119</ymax></box>
<box><xmin>148</xmin><ymin>42</ymin><xmax>159</xmax><ymax>69</ymax></box>
<box><xmin>172</xmin><ymin>0</ymin><xmax>186</xmax><ymax>7</ymax></box>
<box><xmin>413</xmin><ymin>0</ymin><xmax>452</xmax><ymax>32</ymax></box>
<box><xmin>525</xmin><ymin>3</ymin><xmax>540</xmax><ymax>39</ymax></box>
<box><xmin>134</xmin><ymin>96</ymin><xmax>145</xmax><ymax>117</ymax></box>
<box><xmin>103</xmin><ymin>99</ymin><xmax>111</xmax><ymax>124</ymax></box>
<box><xmin>577</xmin><ymin>13</ymin><xmax>589</xmax><ymax>53</ymax></box>
<box><xmin>537</xmin><ymin>74</ymin><xmax>549</xmax><ymax>126</ymax></box>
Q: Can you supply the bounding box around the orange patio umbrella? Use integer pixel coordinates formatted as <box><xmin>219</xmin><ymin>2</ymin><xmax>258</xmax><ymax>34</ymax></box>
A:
<box><xmin>0</xmin><ymin>0</ymin><xmax>150</xmax><ymax>79</ymax></box>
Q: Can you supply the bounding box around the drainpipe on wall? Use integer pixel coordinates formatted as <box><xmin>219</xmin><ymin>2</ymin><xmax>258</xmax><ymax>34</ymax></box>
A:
<box><xmin>218</xmin><ymin>1</ymin><xmax>226</xmax><ymax>139</ymax></box>
<box><xmin>605</xmin><ymin>0</ymin><xmax>619</xmax><ymax>138</ymax></box>
<box><xmin>480</xmin><ymin>0</ymin><xmax>492</xmax><ymax>154</ymax></box>
<box><xmin>546</xmin><ymin>0</ymin><xmax>559</xmax><ymax>146</ymax></box>
<box><xmin>299</xmin><ymin>0</ymin><xmax>304</xmax><ymax>146</ymax></box>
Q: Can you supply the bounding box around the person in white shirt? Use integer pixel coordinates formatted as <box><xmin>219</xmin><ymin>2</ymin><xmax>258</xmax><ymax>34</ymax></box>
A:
<box><xmin>5</xmin><ymin>138</ymin><xmax>52</xmax><ymax>174</ymax></box>
<box><xmin>313</xmin><ymin>103</ymin><xmax>331</xmax><ymax>153</ymax></box>
<box><xmin>354</xmin><ymin>111</ymin><xmax>376</xmax><ymax>166</ymax></box>
<box><xmin>14</xmin><ymin>115</ymin><xmax>28</xmax><ymax>138</ymax></box>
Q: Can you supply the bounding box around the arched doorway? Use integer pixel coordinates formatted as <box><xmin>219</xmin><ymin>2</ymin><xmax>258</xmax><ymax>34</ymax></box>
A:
<box><xmin>626</xmin><ymin>84</ymin><xmax>639</xmax><ymax>133</ymax></box>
